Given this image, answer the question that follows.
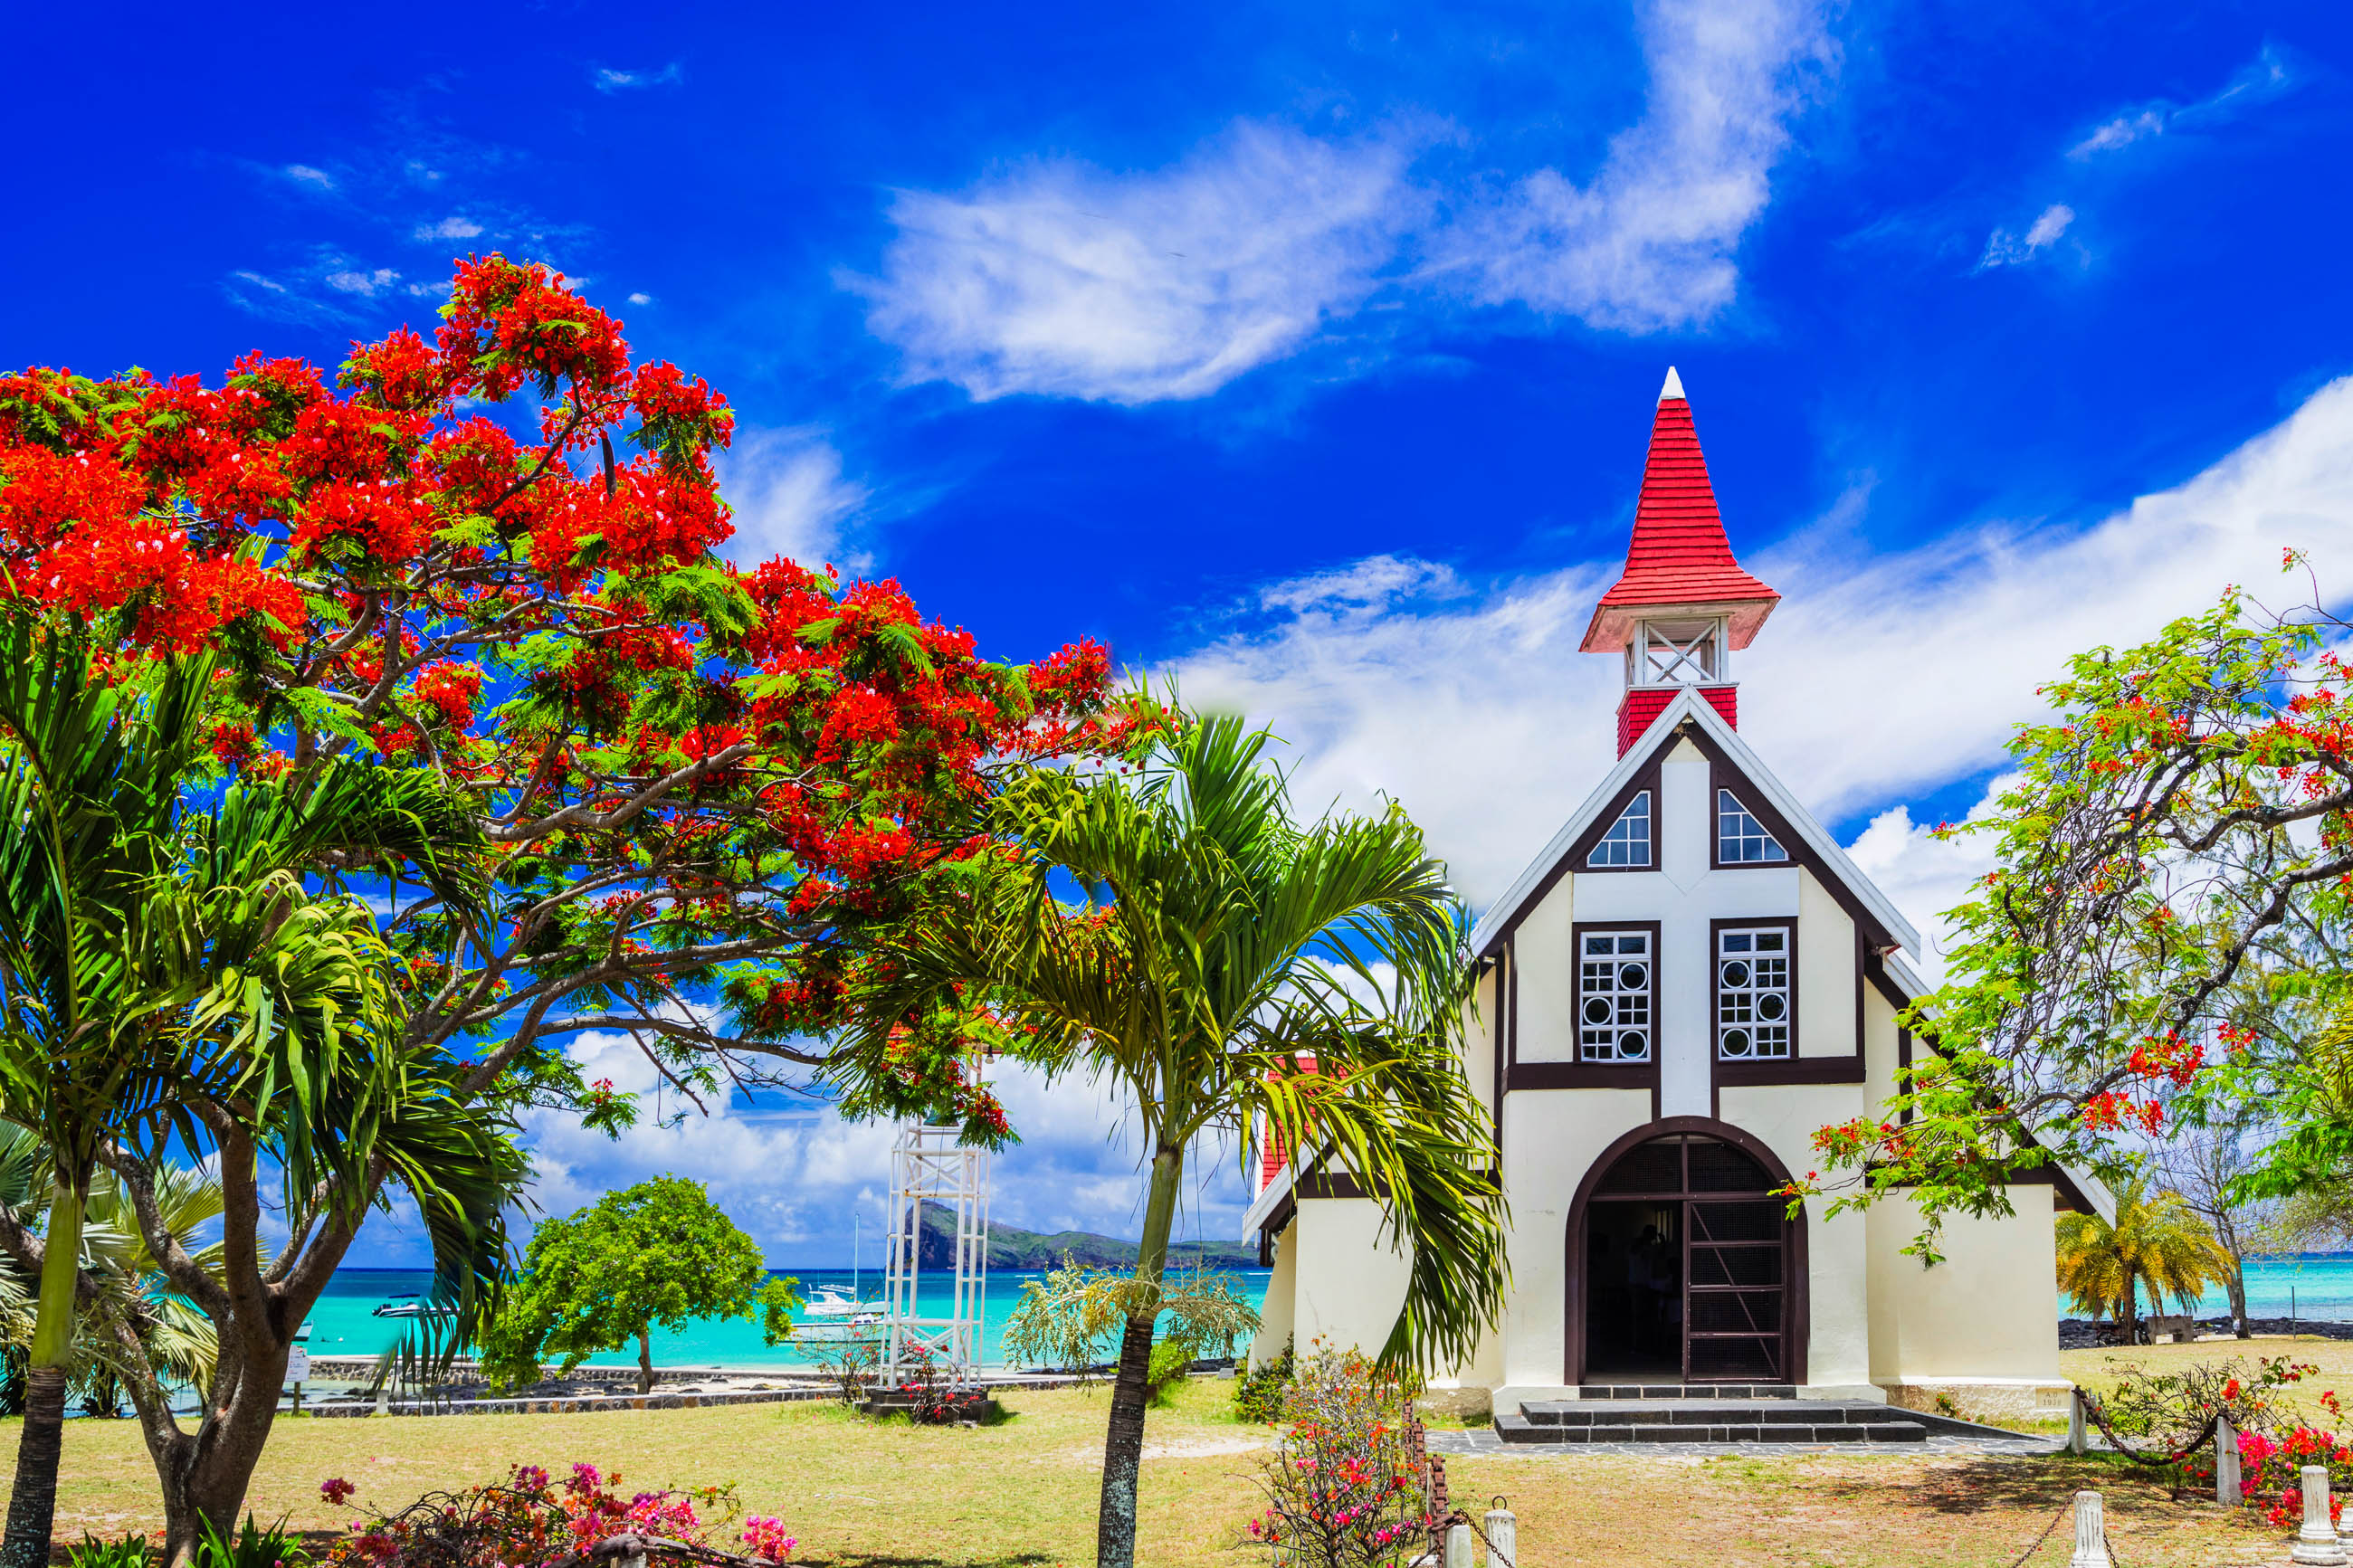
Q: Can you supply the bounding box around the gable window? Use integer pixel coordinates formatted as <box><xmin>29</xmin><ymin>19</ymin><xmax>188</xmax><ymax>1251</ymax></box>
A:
<box><xmin>1577</xmin><ymin>930</ymin><xmax>1653</xmax><ymax>1062</ymax></box>
<box><xmin>1717</xmin><ymin>789</ymin><xmax>1787</xmax><ymax>863</ymax></box>
<box><xmin>1717</xmin><ymin>927</ymin><xmax>1791</xmax><ymax>1060</ymax></box>
<box><xmin>1587</xmin><ymin>790</ymin><xmax>1653</xmax><ymax>868</ymax></box>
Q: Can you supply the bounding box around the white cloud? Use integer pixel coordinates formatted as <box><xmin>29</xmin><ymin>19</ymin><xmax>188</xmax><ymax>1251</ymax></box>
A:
<box><xmin>1977</xmin><ymin>203</ymin><xmax>2074</xmax><ymax>270</ymax></box>
<box><xmin>627</xmin><ymin>291</ymin><xmax>653</xmax><ymax>305</ymax></box>
<box><xmin>856</xmin><ymin>121</ymin><xmax>1416</xmax><ymax>404</ymax></box>
<box><xmin>1842</xmin><ymin>788</ymin><xmax>2005</xmax><ymax>986</ymax></box>
<box><xmin>414</xmin><ymin>215</ymin><xmax>484</xmax><ymax>241</ymax></box>
<box><xmin>595</xmin><ymin>63</ymin><xmax>685</xmax><ymax>93</ymax></box>
<box><xmin>858</xmin><ymin>0</ymin><xmax>1830</xmax><ymax>403</ymax></box>
<box><xmin>2069</xmin><ymin>44</ymin><xmax>2295</xmax><ymax>159</ymax></box>
<box><xmin>1446</xmin><ymin>0</ymin><xmax>1834</xmax><ymax>328</ymax></box>
<box><xmin>1176</xmin><ymin>375</ymin><xmax>2353</xmax><ymax>955</ymax></box>
<box><xmin>716</xmin><ymin>428</ymin><xmax>870</xmax><ymax>569</ymax></box>
<box><xmin>325</xmin><ymin>266</ymin><xmax>402</xmax><ymax>297</ymax></box>
<box><xmin>284</xmin><ymin>164</ymin><xmax>335</xmax><ymax>190</ymax></box>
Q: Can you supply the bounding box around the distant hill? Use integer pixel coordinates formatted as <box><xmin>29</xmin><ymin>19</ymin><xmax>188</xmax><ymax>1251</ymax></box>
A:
<box><xmin>914</xmin><ymin>1200</ymin><xmax>1258</xmax><ymax>1271</ymax></box>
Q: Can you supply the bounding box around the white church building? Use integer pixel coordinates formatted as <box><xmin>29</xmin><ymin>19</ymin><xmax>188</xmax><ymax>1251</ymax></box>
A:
<box><xmin>1243</xmin><ymin>371</ymin><xmax>2102</xmax><ymax>1421</ymax></box>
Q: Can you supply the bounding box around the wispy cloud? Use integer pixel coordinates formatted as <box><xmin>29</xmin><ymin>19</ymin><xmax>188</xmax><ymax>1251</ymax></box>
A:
<box><xmin>2068</xmin><ymin>43</ymin><xmax>2297</xmax><ymax>160</ymax></box>
<box><xmin>1175</xmin><ymin>375</ymin><xmax>2353</xmax><ymax>942</ymax></box>
<box><xmin>859</xmin><ymin>0</ymin><xmax>1833</xmax><ymax>404</ymax></box>
<box><xmin>1443</xmin><ymin>0</ymin><xmax>1834</xmax><ymax>328</ymax></box>
<box><xmin>284</xmin><ymin>164</ymin><xmax>336</xmax><ymax>191</ymax></box>
<box><xmin>595</xmin><ymin>63</ymin><xmax>685</xmax><ymax>93</ymax></box>
<box><xmin>414</xmin><ymin>215</ymin><xmax>484</xmax><ymax>241</ymax></box>
<box><xmin>1977</xmin><ymin>203</ymin><xmax>2074</xmax><ymax>270</ymax></box>
<box><xmin>716</xmin><ymin>428</ymin><xmax>870</xmax><ymax>571</ymax></box>
<box><xmin>856</xmin><ymin>122</ymin><xmax>1417</xmax><ymax>404</ymax></box>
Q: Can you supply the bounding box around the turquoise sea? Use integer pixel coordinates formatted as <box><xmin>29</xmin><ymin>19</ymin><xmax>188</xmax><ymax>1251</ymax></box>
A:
<box><xmin>306</xmin><ymin>1268</ymin><xmax>1275</xmax><ymax>1369</ymax></box>
<box><xmin>302</xmin><ymin>1254</ymin><xmax>2353</xmax><ymax>1369</ymax></box>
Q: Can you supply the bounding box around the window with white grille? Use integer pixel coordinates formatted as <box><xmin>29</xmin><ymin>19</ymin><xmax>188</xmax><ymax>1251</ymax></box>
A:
<box><xmin>1717</xmin><ymin>789</ymin><xmax>1787</xmax><ymax>863</ymax></box>
<box><xmin>1578</xmin><ymin>930</ymin><xmax>1653</xmax><ymax>1062</ymax></box>
<box><xmin>1717</xmin><ymin>927</ymin><xmax>1791</xmax><ymax>1060</ymax></box>
<box><xmin>1587</xmin><ymin>791</ymin><xmax>1652</xmax><ymax>868</ymax></box>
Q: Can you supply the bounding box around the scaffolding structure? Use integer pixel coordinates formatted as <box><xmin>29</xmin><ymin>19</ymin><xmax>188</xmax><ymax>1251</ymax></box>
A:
<box><xmin>879</xmin><ymin>1123</ymin><xmax>992</xmax><ymax>1387</ymax></box>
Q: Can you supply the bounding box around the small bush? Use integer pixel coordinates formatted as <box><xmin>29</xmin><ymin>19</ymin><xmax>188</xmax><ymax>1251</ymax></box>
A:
<box><xmin>1147</xmin><ymin>1341</ymin><xmax>1193</xmax><ymax>1408</ymax></box>
<box><xmin>1234</xmin><ymin>1337</ymin><xmax>1294</xmax><ymax>1424</ymax></box>
<box><xmin>1244</xmin><ymin>1344</ymin><xmax>1434</xmax><ymax>1568</ymax></box>
<box><xmin>67</xmin><ymin>1535</ymin><xmax>151</xmax><ymax>1568</ymax></box>
<box><xmin>195</xmin><ymin>1516</ymin><xmax>307</xmax><ymax>1568</ymax></box>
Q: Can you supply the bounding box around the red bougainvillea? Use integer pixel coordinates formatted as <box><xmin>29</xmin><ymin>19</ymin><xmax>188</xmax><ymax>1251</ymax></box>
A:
<box><xmin>0</xmin><ymin>254</ymin><xmax>1158</xmax><ymax>1134</ymax></box>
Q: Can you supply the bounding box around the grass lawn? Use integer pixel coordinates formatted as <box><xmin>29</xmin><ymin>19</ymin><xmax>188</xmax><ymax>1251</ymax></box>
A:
<box><xmin>24</xmin><ymin>1376</ymin><xmax>2320</xmax><ymax>1566</ymax></box>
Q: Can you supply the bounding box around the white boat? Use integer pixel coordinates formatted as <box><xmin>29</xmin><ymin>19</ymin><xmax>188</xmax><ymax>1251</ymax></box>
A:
<box><xmin>801</xmin><ymin>1286</ymin><xmax>881</xmax><ymax>1321</ymax></box>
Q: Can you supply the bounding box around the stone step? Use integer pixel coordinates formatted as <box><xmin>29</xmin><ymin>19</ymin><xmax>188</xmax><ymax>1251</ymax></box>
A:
<box><xmin>1576</xmin><ymin>1383</ymin><xmax>1797</xmax><ymax>1400</ymax></box>
<box><xmin>1498</xmin><ymin>1400</ymin><xmax>1926</xmax><ymax>1446</ymax></box>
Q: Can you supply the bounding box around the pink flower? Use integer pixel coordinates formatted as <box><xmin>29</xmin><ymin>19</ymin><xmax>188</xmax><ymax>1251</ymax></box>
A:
<box><xmin>320</xmin><ymin>1478</ymin><xmax>357</xmax><ymax>1506</ymax></box>
<box><xmin>742</xmin><ymin>1516</ymin><xmax>797</xmax><ymax>1561</ymax></box>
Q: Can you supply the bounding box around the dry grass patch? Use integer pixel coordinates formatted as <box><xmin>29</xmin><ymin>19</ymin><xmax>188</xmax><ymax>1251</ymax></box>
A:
<box><xmin>20</xmin><ymin>1378</ymin><xmax>2322</xmax><ymax>1566</ymax></box>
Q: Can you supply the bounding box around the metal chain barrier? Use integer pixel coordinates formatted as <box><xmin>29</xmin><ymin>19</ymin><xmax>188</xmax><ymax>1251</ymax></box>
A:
<box><xmin>1998</xmin><ymin>1502</ymin><xmax>2070</xmax><ymax>1568</ymax></box>
<box><xmin>2076</xmin><ymin>1387</ymin><xmax>2220</xmax><ymax>1467</ymax></box>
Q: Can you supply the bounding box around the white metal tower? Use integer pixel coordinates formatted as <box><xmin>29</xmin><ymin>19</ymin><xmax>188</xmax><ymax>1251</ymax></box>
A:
<box><xmin>879</xmin><ymin>1123</ymin><xmax>992</xmax><ymax>1387</ymax></box>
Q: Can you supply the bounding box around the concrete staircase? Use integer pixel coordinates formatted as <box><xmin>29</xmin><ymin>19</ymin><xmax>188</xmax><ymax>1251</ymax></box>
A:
<box><xmin>1495</xmin><ymin>1384</ymin><xmax>1928</xmax><ymax>1445</ymax></box>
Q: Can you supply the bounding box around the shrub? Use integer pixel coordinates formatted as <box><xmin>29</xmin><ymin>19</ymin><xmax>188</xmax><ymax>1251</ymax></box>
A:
<box><xmin>2091</xmin><ymin>1354</ymin><xmax>2311</xmax><ymax>1443</ymax></box>
<box><xmin>67</xmin><ymin>1535</ymin><xmax>152</xmax><ymax>1568</ymax></box>
<box><xmin>1146</xmin><ymin>1341</ymin><xmax>1193</xmax><ymax>1408</ymax></box>
<box><xmin>195</xmin><ymin>1516</ymin><xmax>308</xmax><ymax>1568</ymax></box>
<box><xmin>1244</xmin><ymin>1345</ymin><xmax>1434</xmax><ymax>1568</ymax></box>
<box><xmin>1234</xmin><ymin>1337</ymin><xmax>1294</xmax><ymax>1424</ymax></box>
<box><xmin>318</xmin><ymin>1460</ymin><xmax>794</xmax><ymax>1567</ymax></box>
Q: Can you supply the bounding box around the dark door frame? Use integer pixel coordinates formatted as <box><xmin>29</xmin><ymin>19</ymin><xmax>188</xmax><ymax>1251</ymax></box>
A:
<box><xmin>1562</xmin><ymin>1115</ymin><xmax>1809</xmax><ymax>1386</ymax></box>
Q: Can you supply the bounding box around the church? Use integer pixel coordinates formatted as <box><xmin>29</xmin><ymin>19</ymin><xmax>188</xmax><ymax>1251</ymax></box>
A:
<box><xmin>1243</xmin><ymin>370</ymin><xmax>2105</xmax><ymax>1423</ymax></box>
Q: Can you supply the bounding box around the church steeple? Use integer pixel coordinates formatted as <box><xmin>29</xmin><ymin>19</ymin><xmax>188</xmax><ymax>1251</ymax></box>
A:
<box><xmin>1583</xmin><ymin>368</ymin><xmax>1780</xmax><ymax>755</ymax></box>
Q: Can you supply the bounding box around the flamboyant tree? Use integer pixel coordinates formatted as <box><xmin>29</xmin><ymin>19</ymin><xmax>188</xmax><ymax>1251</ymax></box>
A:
<box><xmin>1800</xmin><ymin>572</ymin><xmax>2353</xmax><ymax>1242</ymax></box>
<box><xmin>0</xmin><ymin>255</ymin><xmax>1141</xmax><ymax>1559</ymax></box>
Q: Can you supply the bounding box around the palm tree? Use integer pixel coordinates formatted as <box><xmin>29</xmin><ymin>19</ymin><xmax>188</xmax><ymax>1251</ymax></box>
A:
<box><xmin>844</xmin><ymin>712</ymin><xmax>1506</xmax><ymax>1568</ymax></box>
<box><xmin>2055</xmin><ymin>1171</ymin><xmax>2233</xmax><ymax>1341</ymax></box>
<box><xmin>0</xmin><ymin>616</ymin><xmax>505</xmax><ymax>1568</ymax></box>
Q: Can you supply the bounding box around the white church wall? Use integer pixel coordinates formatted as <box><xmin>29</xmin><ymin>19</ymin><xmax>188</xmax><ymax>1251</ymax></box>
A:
<box><xmin>1289</xmin><ymin>1197</ymin><xmax>1417</xmax><ymax>1363</ymax></box>
<box><xmin>1865</xmin><ymin>1185</ymin><xmax>2069</xmax><ymax>1421</ymax></box>
<box><xmin>1719</xmin><ymin>1081</ymin><xmax>1876</xmax><ymax>1397</ymax></box>
<box><xmin>1862</xmin><ymin>981</ymin><xmax>1902</xmax><ymax>1109</ymax></box>
<box><xmin>1512</xmin><ymin>877</ymin><xmax>1577</xmax><ymax>1063</ymax></box>
<box><xmin>1496</xmin><ymin>1086</ymin><xmax>1651</xmax><ymax>1398</ymax></box>
<box><xmin>1249</xmin><ymin>1218</ymin><xmax>1299</xmax><ymax>1369</ymax></box>
<box><xmin>1462</xmin><ymin>965</ymin><xmax>1499</xmax><ymax>1118</ymax></box>
<box><xmin>1796</xmin><ymin>870</ymin><xmax>1856</xmax><ymax>1057</ymax></box>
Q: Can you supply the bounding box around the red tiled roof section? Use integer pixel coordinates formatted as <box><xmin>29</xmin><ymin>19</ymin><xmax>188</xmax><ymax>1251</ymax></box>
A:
<box><xmin>1580</xmin><ymin>390</ymin><xmax>1778</xmax><ymax>651</ymax></box>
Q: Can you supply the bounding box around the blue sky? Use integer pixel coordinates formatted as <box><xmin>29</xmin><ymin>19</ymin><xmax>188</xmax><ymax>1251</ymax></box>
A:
<box><xmin>14</xmin><ymin>0</ymin><xmax>2353</xmax><ymax>1266</ymax></box>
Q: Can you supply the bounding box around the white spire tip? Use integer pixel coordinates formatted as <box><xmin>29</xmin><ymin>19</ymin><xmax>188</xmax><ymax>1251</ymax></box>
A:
<box><xmin>1659</xmin><ymin>366</ymin><xmax>1686</xmax><ymax>403</ymax></box>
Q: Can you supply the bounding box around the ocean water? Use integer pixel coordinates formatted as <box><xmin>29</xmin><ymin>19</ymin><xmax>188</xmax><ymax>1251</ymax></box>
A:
<box><xmin>300</xmin><ymin>1254</ymin><xmax>2353</xmax><ymax>1369</ymax></box>
<box><xmin>304</xmin><ymin>1268</ymin><xmax>1274</xmax><ymax>1369</ymax></box>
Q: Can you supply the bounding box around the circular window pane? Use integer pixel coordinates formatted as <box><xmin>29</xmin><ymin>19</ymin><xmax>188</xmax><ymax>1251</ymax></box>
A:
<box><xmin>1722</xmin><ymin>1028</ymin><xmax>1751</xmax><ymax>1058</ymax></box>
<box><xmin>1619</xmin><ymin>962</ymin><xmax>1648</xmax><ymax>990</ymax></box>
<box><xmin>1758</xmin><ymin>993</ymin><xmax>1786</xmax><ymax>1021</ymax></box>
<box><xmin>1617</xmin><ymin>1031</ymin><xmax>1647</xmax><ymax>1059</ymax></box>
<box><xmin>1721</xmin><ymin>960</ymin><xmax>1750</xmax><ymax>988</ymax></box>
<box><xmin>1583</xmin><ymin>998</ymin><xmax>1612</xmax><ymax>1025</ymax></box>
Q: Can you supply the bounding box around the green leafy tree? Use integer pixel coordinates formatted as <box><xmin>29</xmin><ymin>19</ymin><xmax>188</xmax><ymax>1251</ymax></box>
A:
<box><xmin>1796</xmin><ymin>577</ymin><xmax>2353</xmax><ymax>1243</ymax></box>
<box><xmin>0</xmin><ymin>617</ymin><xmax>517</xmax><ymax>1568</ymax></box>
<box><xmin>1001</xmin><ymin>1252</ymin><xmax>1261</xmax><ymax>1402</ymax></box>
<box><xmin>840</xmin><ymin>711</ymin><xmax>1505</xmax><ymax>1568</ymax></box>
<box><xmin>481</xmin><ymin>1175</ymin><xmax>799</xmax><ymax>1394</ymax></box>
<box><xmin>2055</xmin><ymin>1172</ymin><xmax>2234</xmax><ymax>1340</ymax></box>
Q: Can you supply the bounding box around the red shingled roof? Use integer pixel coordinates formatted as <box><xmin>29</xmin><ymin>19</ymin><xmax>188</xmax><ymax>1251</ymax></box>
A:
<box><xmin>1579</xmin><ymin>375</ymin><xmax>1778</xmax><ymax>652</ymax></box>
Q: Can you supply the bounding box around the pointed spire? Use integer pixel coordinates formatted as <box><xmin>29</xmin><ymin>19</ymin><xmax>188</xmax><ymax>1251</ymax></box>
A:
<box><xmin>1578</xmin><ymin>374</ymin><xmax>1778</xmax><ymax>653</ymax></box>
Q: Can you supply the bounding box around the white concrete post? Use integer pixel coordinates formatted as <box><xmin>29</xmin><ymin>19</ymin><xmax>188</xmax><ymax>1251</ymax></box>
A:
<box><xmin>1443</xmin><ymin>1520</ymin><xmax>1473</xmax><ymax>1568</ymax></box>
<box><xmin>2294</xmin><ymin>1467</ymin><xmax>2348</xmax><ymax>1566</ymax></box>
<box><xmin>2215</xmin><ymin>1413</ymin><xmax>2240</xmax><ymax>1508</ymax></box>
<box><xmin>2067</xmin><ymin>1389</ymin><xmax>2087</xmax><ymax>1457</ymax></box>
<box><xmin>1481</xmin><ymin>1501</ymin><xmax>1518</xmax><ymax>1568</ymax></box>
<box><xmin>2067</xmin><ymin>1490</ymin><xmax>2110</xmax><ymax>1568</ymax></box>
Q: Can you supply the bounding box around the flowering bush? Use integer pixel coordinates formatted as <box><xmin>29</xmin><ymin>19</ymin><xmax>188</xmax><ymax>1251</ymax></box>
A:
<box><xmin>318</xmin><ymin>1460</ymin><xmax>794</xmax><ymax>1568</ymax></box>
<box><xmin>2229</xmin><ymin>1426</ymin><xmax>2353</xmax><ymax>1527</ymax></box>
<box><xmin>2093</xmin><ymin>1354</ymin><xmax>2311</xmax><ymax>1445</ymax></box>
<box><xmin>1245</xmin><ymin>1345</ymin><xmax>1434</xmax><ymax>1568</ymax></box>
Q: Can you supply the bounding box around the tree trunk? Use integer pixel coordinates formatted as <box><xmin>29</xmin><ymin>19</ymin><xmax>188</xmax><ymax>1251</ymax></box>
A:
<box><xmin>1</xmin><ymin>1178</ymin><xmax>85</xmax><ymax>1568</ymax></box>
<box><xmin>638</xmin><ymin>1329</ymin><xmax>654</xmax><ymax>1396</ymax></box>
<box><xmin>2229</xmin><ymin>1263</ymin><xmax>2250</xmax><ymax>1339</ymax></box>
<box><xmin>1096</xmin><ymin>1145</ymin><xmax>1183</xmax><ymax>1568</ymax></box>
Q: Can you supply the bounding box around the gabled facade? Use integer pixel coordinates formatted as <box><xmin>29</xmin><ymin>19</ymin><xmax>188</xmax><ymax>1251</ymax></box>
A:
<box><xmin>1243</xmin><ymin>372</ymin><xmax>2093</xmax><ymax>1420</ymax></box>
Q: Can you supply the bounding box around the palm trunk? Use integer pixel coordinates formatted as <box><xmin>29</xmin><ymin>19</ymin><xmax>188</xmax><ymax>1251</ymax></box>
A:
<box><xmin>1096</xmin><ymin>1145</ymin><xmax>1183</xmax><ymax>1568</ymax></box>
<box><xmin>2228</xmin><ymin>1263</ymin><xmax>2250</xmax><ymax>1339</ymax></box>
<box><xmin>638</xmin><ymin>1329</ymin><xmax>654</xmax><ymax>1396</ymax></box>
<box><xmin>2</xmin><ymin>1178</ymin><xmax>85</xmax><ymax>1568</ymax></box>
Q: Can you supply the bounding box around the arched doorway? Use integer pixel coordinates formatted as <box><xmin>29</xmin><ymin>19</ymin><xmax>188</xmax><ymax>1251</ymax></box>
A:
<box><xmin>1566</xmin><ymin>1119</ymin><xmax>1806</xmax><ymax>1385</ymax></box>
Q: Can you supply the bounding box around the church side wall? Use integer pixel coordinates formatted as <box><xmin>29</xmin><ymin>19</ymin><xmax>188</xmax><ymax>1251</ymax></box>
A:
<box><xmin>1866</xmin><ymin>1186</ymin><xmax>2069</xmax><ymax>1421</ymax></box>
<box><xmin>1289</xmin><ymin>1197</ymin><xmax>1418</xmax><ymax>1364</ymax></box>
<box><xmin>1796</xmin><ymin>871</ymin><xmax>1854</xmax><ymax>1057</ymax></box>
<box><xmin>1249</xmin><ymin>1217</ymin><xmax>1299</xmax><ymax>1369</ymax></box>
